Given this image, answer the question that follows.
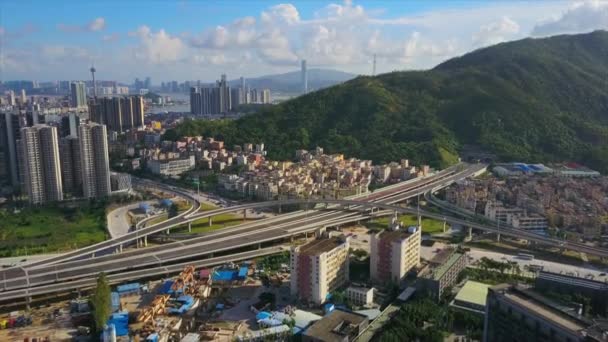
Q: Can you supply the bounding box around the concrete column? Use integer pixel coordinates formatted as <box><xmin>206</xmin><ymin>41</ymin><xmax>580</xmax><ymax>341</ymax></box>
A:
<box><xmin>278</xmin><ymin>205</ymin><xmax>282</xmax><ymax>214</ymax></box>
<box><xmin>243</xmin><ymin>209</ymin><xmax>247</xmax><ymax>220</ymax></box>
<box><xmin>119</xmin><ymin>244</ymin><xmax>123</xmax><ymax>253</ymax></box>
<box><xmin>188</xmin><ymin>222</ymin><xmax>192</xmax><ymax>233</ymax></box>
<box><xmin>443</xmin><ymin>220</ymin><xmax>447</xmax><ymax>233</ymax></box>
<box><xmin>209</xmin><ymin>216</ymin><xmax>213</xmax><ymax>226</ymax></box>
<box><xmin>464</xmin><ymin>226</ymin><xmax>472</xmax><ymax>242</ymax></box>
<box><xmin>144</xmin><ymin>236</ymin><xmax>148</xmax><ymax>247</ymax></box>
<box><xmin>258</xmin><ymin>243</ymin><xmax>262</xmax><ymax>250</ymax></box>
<box><xmin>26</xmin><ymin>296</ymin><xmax>31</xmax><ymax>311</ymax></box>
<box><xmin>496</xmin><ymin>233</ymin><xmax>501</xmax><ymax>243</ymax></box>
<box><xmin>166</xmin><ymin>229</ymin><xmax>171</xmax><ymax>234</ymax></box>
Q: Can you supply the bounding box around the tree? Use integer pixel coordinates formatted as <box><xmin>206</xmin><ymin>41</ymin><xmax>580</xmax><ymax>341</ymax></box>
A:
<box><xmin>90</xmin><ymin>272</ymin><xmax>111</xmax><ymax>332</ymax></box>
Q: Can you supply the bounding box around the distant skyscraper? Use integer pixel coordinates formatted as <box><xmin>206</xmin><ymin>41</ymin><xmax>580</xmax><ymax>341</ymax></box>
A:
<box><xmin>20</xmin><ymin>89</ymin><xmax>27</xmax><ymax>105</ymax></box>
<box><xmin>8</xmin><ymin>90</ymin><xmax>16</xmax><ymax>106</ymax></box>
<box><xmin>61</xmin><ymin>113</ymin><xmax>80</xmax><ymax>138</ymax></box>
<box><xmin>90</xmin><ymin>96</ymin><xmax>144</xmax><ymax>132</ymax></box>
<box><xmin>19</xmin><ymin>125</ymin><xmax>63</xmax><ymax>204</ymax></box>
<box><xmin>261</xmin><ymin>89</ymin><xmax>271</xmax><ymax>104</ymax></box>
<box><xmin>190</xmin><ymin>74</ymin><xmax>232</xmax><ymax>115</ymax></box>
<box><xmin>0</xmin><ymin>112</ymin><xmax>22</xmax><ymax>187</ymax></box>
<box><xmin>144</xmin><ymin>77</ymin><xmax>151</xmax><ymax>90</ymax></box>
<box><xmin>79</xmin><ymin>123</ymin><xmax>111</xmax><ymax>199</ymax></box>
<box><xmin>70</xmin><ymin>82</ymin><xmax>87</xmax><ymax>108</ymax></box>
<box><xmin>301</xmin><ymin>59</ymin><xmax>308</xmax><ymax>94</ymax></box>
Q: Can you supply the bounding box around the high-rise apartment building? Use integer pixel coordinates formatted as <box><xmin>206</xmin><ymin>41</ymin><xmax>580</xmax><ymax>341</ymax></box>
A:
<box><xmin>79</xmin><ymin>123</ymin><xmax>111</xmax><ymax>199</ymax></box>
<box><xmin>370</xmin><ymin>218</ymin><xmax>421</xmax><ymax>284</ymax></box>
<box><xmin>89</xmin><ymin>96</ymin><xmax>144</xmax><ymax>132</ymax></box>
<box><xmin>60</xmin><ymin>113</ymin><xmax>80</xmax><ymax>138</ymax></box>
<box><xmin>301</xmin><ymin>59</ymin><xmax>308</xmax><ymax>94</ymax></box>
<box><xmin>19</xmin><ymin>125</ymin><xmax>63</xmax><ymax>204</ymax></box>
<box><xmin>0</xmin><ymin>112</ymin><xmax>24</xmax><ymax>187</ymax></box>
<box><xmin>60</xmin><ymin>135</ymin><xmax>82</xmax><ymax>195</ymax></box>
<box><xmin>290</xmin><ymin>235</ymin><xmax>350</xmax><ymax>304</ymax></box>
<box><xmin>70</xmin><ymin>82</ymin><xmax>87</xmax><ymax>108</ymax></box>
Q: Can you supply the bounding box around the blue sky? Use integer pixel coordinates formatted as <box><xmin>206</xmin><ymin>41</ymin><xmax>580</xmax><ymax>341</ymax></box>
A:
<box><xmin>1</xmin><ymin>1</ymin><xmax>607</xmax><ymax>83</ymax></box>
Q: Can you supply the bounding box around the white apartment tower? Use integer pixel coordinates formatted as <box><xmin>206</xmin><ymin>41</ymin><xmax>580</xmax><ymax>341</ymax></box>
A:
<box><xmin>79</xmin><ymin>123</ymin><xmax>111</xmax><ymax>199</ymax></box>
<box><xmin>290</xmin><ymin>235</ymin><xmax>350</xmax><ymax>304</ymax></box>
<box><xmin>19</xmin><ymin>125</ymin><xmax>63</xmax><ymax>204</ymax></box>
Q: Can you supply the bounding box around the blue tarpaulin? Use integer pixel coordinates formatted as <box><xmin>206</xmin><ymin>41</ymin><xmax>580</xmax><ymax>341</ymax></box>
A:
<box><xmin>256</xmin><ymin>312</ymin><xmax>272</xmax><ymax>320</ymax></box>
<box><xmin>160</xmin><ymin>199</ymin><xmax>173</xmax><ymax>207</ymax></box>
<box><xmin>158</xmin><ymin>280</ymin><xmax>174</xmax><ymax>294</ymax></box>
<box><xmin>213</xmin><ymin>270</ymin><xmax>236</xmax><ymax>281</ymax></box>
<box><xmin>237</xmin><ymin>266</ymin><xmax>248</xmax><ymax>279</ymax></box>
<box><xmin>324</xmin><ymin>304</ymin><xmax>335</xmax><ymax>314</ymax></box>
<box><xmin>106</xmin><ymin>311</ymin><xmax>129</xmax><ymax>336</ymax></box>
<box><xmin>147</xmin><ymin>333</ymin><xmax>159</xmax><ymax>342</ymax></box>
<box><xmin>117</xmin><ymin>283</ymin><xmax>140</xmax><ymax>295</ymax></box>
<box><xmin>167</xmin><ymin>295</ymin><xmax>195</xmax><ymax>315</ymax></box>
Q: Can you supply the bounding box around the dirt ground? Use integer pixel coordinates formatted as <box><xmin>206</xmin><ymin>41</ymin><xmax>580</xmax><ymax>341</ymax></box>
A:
<box><xmin>342</xmin><ymin>225</ymin><xmax>371</xmax><ymax>253</ymax></box>
<box><xmin>0</xmin><ymin>303</ymin><xmax>77</xmax><ymax>342</ymax></box>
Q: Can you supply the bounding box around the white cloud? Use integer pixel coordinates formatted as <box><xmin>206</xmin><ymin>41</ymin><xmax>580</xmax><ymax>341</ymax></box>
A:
<box><xmin>58</xmin><ymin>17</ymin><xmax>106</xmax><ymax>33</ymax></box>
<box><xmin>102</xmin><ymin>33</ymin><xmax>120</xmax><ymax>42</ymax></box>
<box><xmin>532</xmin><ymin>1</ymin><xmax>608</xmax><ymax>36</ymax></box>
<box><xmin>473</xmin><ymin>16</ymin><xmax>520</xmax><ymax>47</ymax></box>
<box><xmin>261</xmin><ymin>4</ymin><xmax>301</xmax><ymax>25</ymax></box>
<box><xmin>131</xmin><ymin>25</ymin><xmax>186</xmax><ymax>64</ymax></box>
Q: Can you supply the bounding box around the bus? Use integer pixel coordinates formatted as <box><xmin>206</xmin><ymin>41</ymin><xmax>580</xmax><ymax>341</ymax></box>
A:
<box><xmin>517</xmin><ymin>253</ymin><xmax>535</xmax><ymax>260</ymax></box>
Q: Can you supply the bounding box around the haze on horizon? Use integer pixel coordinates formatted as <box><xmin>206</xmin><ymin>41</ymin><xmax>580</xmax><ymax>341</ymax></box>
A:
<box><xmin>1</xmin><ymin>0</ymin><xmax>608</xmax><ymax>83</ymax></box>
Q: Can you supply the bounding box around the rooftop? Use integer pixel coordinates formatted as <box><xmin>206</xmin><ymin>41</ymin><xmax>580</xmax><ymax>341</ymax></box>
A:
<box><xmin>298</xmin><ymin>236</ymin><xmax>347</xmax><ymax>256</ymax></box>
<box><xmin>453</xmin><ymin>281</ymin><xmax>491</xmax><ymax>308</ymax></box>
<box><xmin>303</xmin><ymin>309</ymin><xmax>368</xmax><ymax>342</ymax></box>
<box><xmin>377</xmin><ymin>229</ymin><xmax>416</xmax><ymax>242</ymax></box>
<box><xmin>429</xmin><ymin>250</ymin><xmax>465</xmax><ymax>281</ymax></box>
<box><xmin>492</xmin><ymin>284</ymin><xmax>587</xmax><ymax>334</ymax></box>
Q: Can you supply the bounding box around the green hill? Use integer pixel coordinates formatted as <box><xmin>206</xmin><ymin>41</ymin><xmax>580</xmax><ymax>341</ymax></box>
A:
<box><xmin>168</xmin><ymin>30</ymin><xmax>608</xmax><ymax>171</ymax></box>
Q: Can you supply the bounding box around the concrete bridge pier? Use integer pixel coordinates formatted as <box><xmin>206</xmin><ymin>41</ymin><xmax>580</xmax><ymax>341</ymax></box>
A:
<box><xmin>443</xmin><ymin>219</ymin><xmax>447</xmax><ymax>233</ymax></box>
<box><xmin>209</xmin><ymin>216</ymin><xmax>213</xmax><ymax>226</ymax></box>
<box><xmin>25</xmin><ymin>296</ymin><xmax>31</xmax><ymax>310</ymax></box>
<box><xmin>465</xmin><ymin>226</ymin><xmax>472</xmax><ymax>242</ymax></box>
<box><xmin>258</xmin><ymin>243</ymin><xmax>262</xmax><ymax>250</ymax></box>
<box><xmin>243</xmin><ymin>209</ymin><xmax>247</xmax><ymax>221</ymax></box>
<box><xmin>188</xmin><ymin>222</ymin><xmax>192</xmax><ymax>233</ymax></box>
<box><xmin>119</xmin><ymin>244</ymin><xmax>123</xmax><ymax>253</ymax></box>
<box><xmin>166</xmin><ymin>228</ymin><xmax>171</xmax><ymax>234</ymax></box>
<box><xmin>143</xmin><ymin>236</ymin><xmax>148</xmax><ymax>247</ymax></box>
<box><xmin>315</xmin><ymin>226</ymin><xmax>327</xmax><ymax>237</ymax></box>
<box><xmin>496</xmin><ymin>233</ymin><xmax>501</xmax><ymax>243</ymax></box>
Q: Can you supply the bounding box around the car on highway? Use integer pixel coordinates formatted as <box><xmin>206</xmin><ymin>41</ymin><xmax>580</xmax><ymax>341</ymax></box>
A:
<box><xmin>600</xmin><ymin>273</ymin><xmax>606</xmax><ymax>276</ymax></box>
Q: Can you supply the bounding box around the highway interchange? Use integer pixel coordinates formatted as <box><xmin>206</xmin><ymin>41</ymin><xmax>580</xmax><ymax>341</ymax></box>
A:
<box><xmin>2</xmin><ymin>162</ymin><xmax>608</xmax><ymax>302</ymax></box>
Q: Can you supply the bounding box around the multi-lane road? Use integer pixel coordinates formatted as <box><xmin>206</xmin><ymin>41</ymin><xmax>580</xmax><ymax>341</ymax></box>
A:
<box><xmin>4</xmin><ymin>161</ymin><xmax>608</xmax><ymax>301</ymax></box>
<box><xmin>0</xmin><ymin>163</ymin><xmax>484</xmax><ymax>299</ymax></box>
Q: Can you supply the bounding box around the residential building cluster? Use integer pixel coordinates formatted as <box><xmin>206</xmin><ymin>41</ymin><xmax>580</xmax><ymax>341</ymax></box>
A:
<box><xmin>89</xmin><ymin>95</ymin><xmax>145</xmax><ymax>133</ymax></box>
<box><xmin>445</xmin><ymin>173</ymin><xmax>608</xmax><ymax>239</ymax></box>
<box><xmin>290</xmin><ymin>218</ymin><xmax>425</xmax><ymax>305</ymax></box>
<box><xmin>0</xmin><ymin>110</ymin><xmax>114</xmax><ymax>203</ymax></box>
<box><xmin>190</xmin><ymin>75</ymin><xmax>271</xmax><ymax>115</ymax></box>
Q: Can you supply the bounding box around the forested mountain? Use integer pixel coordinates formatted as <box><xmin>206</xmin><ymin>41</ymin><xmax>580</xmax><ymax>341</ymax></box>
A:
<box><xmin>228</xmin><ymin>68</ymin><xmax>356</xmax><ymax>93</ymax></box>
<box><xmin>168</xmin><ymin>31</ymin><xmax>608</xmax><ymax>171</ymax></box>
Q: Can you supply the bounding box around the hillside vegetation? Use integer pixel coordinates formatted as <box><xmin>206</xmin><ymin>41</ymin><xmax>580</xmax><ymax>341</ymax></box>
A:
<box><xmin>168</xmin><ymin>31</ymin><xmax>608</xmax><ymax>171</ymax></box>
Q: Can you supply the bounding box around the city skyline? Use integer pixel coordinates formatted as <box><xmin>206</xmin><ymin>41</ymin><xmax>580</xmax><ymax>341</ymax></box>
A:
<box><xmin>2</xmin><ymin>1</ymin><xmax>608</xmax><ymax>82</ymax></box>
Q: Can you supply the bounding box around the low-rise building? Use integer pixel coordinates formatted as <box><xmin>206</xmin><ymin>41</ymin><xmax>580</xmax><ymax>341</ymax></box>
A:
<box><xmin>345</xmin><ymin>286</ymin><xmax>374</xmax><ymax>307</ymax></box>
<box><xmin>417</xmin><ymin>248</ymin><xmax>467</xmax><ymax>300</ymax></box>
<box><xmin>450</xmin><ymin>280</ymin><xmax>491</xmax><ymax>315</ymax></box>
<box><xmin>147</xmin><ymin>155</ymin><xmax>195</xmax><ymax>177</ymax></box>
<box><xmin>302</xmin><ymin>309</ymin><xmax>369</xmax><ymax>342</ymax></box>
<box><xmin>483</xmin><ymin>284</ymin><xmax>607</xmax><ymax>342</ymax></box>
<box><xmin>290</xmin><ymin>236</ymin><xmax>350</xmax><ymax>305</ymax></box>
